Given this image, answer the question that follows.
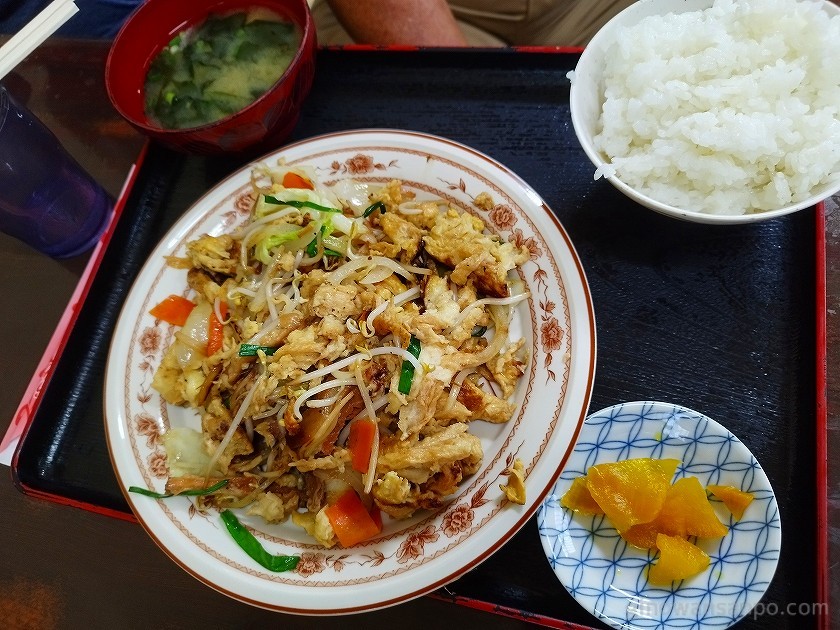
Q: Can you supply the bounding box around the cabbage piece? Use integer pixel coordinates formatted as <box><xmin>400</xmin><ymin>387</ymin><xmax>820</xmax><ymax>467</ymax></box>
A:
<box><xmin>254</xmin><ymin>223</ymin><xmax>314</xmax><ymax>264</ymax></box>
<box><xmin>163</xmin><ymin>427</ymin><xmax>214</xmax><ymax>476</ymax></box>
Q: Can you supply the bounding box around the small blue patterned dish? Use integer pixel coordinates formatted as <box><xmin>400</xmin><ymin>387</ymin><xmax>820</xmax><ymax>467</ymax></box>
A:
<box><xmin>537</xmin><ymin>401</ymin><xmax>781</xmax><ymax>630</ymax></box>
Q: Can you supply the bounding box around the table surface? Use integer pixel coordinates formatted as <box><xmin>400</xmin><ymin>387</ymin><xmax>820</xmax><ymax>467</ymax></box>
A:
<box><xmin>1</xmin><ymin>38</ymin><xmax>838</xmax><ymax>630</ymax></box>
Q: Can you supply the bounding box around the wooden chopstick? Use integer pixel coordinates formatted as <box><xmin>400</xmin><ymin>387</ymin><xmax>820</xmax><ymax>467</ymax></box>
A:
<box><xmin>0</xmin><ymin>0</ymin><xmax>79</xmax><ymax>82</ymax></box>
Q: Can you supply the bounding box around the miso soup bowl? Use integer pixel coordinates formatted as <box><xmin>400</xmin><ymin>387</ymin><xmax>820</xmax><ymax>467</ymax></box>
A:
<box><xmin>105</xmin><ymin>0</ymin><xmax>316</xmax><ymax>155</ymax></box>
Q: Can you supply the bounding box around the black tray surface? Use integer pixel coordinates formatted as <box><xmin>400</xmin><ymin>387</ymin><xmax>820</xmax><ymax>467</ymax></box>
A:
<box><xmin>13</xmin><ymin>49</ymin><xmax>818</xmax><ymax>629</ymax></box>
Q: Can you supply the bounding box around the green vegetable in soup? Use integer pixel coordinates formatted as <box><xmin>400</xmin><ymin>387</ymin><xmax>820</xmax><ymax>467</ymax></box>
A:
<box><xmin>144</xmin><ymin>10</ymin><xmax>301</xmax><ymax>130</ymax></box>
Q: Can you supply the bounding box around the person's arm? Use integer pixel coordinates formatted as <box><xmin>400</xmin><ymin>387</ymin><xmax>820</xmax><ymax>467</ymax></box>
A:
<box><xmin>324</xmin><ymin>0</ymin><xmax>468</xmax><ymax>46</ymax></box>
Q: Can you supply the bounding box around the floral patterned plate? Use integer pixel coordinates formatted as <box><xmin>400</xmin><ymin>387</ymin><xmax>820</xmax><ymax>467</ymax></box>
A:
<box><xmin>538</xmin><ymin>401</ymin><xmax>781</xmax><ymax>629</ymax></box>
<box><xmin>104</xmin><ymin>129</ymin><xmax>596</xmax><ymax>614</ymax></box>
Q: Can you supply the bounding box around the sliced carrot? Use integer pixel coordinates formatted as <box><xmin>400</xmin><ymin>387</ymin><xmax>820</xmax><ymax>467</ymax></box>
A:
<box><xmin>348</xmin><ymin>417</ymin><xmax>377</xmax><ymax>474</ymax></box>
<box><xmin>324</xmin><ymin>489</ymin><xmax>381</xmax><ymax>547</ymax></box>
<box><xmin>369</xmin><ymin>505</ymin><xmax>383</xmax><ymax>531</ymax></box>
<box><xmin>149</xmin><ymin>295</ymin><xmax>195</xmax><ymax>326</ymax></box>
<box><xmin>282</xmin><ymin>171</ymin><xmax>314</xmax><ymax>190</ymax></box>
<box><xmin>206</xmin><ymin>302</ymin><xmax>228</xmax><ymax>356</ymax></box>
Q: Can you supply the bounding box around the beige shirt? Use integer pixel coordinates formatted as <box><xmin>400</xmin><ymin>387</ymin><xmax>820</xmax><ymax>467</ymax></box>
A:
<box><xmin>310</xmin><ymin>0</ymin><xmax>638</xmax><ymax>47</ymax></box>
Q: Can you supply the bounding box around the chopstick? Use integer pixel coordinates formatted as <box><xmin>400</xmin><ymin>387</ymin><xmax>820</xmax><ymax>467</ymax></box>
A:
<box><xmin>0</xmin><ymin>0</ymin><xmax>79</xmax><ymax>82</ymax></box>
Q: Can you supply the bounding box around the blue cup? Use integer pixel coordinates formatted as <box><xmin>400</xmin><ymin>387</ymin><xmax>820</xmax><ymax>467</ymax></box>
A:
<box><xmin>0</xmin><ymin>85</ymin><xmax>113</xmax><ymax>258</ymax></box>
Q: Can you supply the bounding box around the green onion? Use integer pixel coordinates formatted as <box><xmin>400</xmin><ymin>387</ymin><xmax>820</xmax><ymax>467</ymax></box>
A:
<box><xmin>129</xmin><ymin>479</ymin><xmax>229</xmax><ymax>499</ymax></box>
<box><xmin>305</xmin><ymin>238</ymin><xmax>342</xmax><ymax>258</ymax></box>
<box><xmin>304</xmin><ymin>237</ymin><xmax>317</xmax><ymax>257</ymax></box>
<box><xmin>363</xmin><ymin>201</ymin><xmax>386</xmax><ymax>217</ymax></box>
<box><xmin>304</xmin><ymin>238</ymin><xmax>341</xmax><ymax>258</ymax></box>
<box><xmin>239</xmin><ymin>343</ymin><xmax>277</xmax><ymax>357</ymax></box>
<box><xmin>264</xmin><ymin>195</ymin><xmax>340</xmax><ymax>213</ymax></box>
<box><xmin>471</xmin><ymin>325</ymin><xmax>488</xmax><ymax>337</ymax></box>
<box><xmin>398</xmin><ymin>335</ymin><xmax>422</xmax><ymax>394</ymax></box>
<box><xmin>304</xmin><ymin>224</ymin><xmax>343</xmax><ymax>258</ymax></box>
<box><xmin>220</xmin><ymin>510</ymin><xmax>300</xmax><ymax>572</ymax></box>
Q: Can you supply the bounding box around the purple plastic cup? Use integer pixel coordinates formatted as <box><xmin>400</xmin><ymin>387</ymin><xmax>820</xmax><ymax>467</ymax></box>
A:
<box><xmin>0</xmin><ymin>85</ymin><xmax>113</xmax><ymax>258</ymax></box>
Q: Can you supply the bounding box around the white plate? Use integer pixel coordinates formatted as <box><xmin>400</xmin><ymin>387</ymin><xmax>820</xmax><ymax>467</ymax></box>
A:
<box><xmin>538</xmin><ymin>401</ymin><xmax>781</xmax><ymax>629</ymax></box>
<box><xmin>104</xmin><ymin>129</ymin><xmax>597</xmax><ymax>614</ymax></box>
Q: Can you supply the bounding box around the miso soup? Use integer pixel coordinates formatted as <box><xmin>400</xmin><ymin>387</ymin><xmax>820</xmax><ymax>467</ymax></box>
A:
<box><xmin>144</xmin><ymin>9</ymin><xmax>301</xmax><ymax>130</ymax></box>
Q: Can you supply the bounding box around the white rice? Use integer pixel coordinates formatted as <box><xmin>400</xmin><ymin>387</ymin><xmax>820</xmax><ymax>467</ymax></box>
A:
<box><xmin>594</xmin><ymin>0</ymin><xmax>840</xmax><ymax>215</ymax></box>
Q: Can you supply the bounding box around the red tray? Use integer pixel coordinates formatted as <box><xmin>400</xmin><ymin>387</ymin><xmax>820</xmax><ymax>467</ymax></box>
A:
<box><xmin>7</xmin><ymin>48</ymin><xmax>829</xmax><ymax>629</ymax></box>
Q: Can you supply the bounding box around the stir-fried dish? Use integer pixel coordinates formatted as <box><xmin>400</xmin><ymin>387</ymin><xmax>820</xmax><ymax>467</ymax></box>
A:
<box><xmin>150</xmin><ymin>163</ymin><xmax>530</xmax><ymax>549</ymax></box>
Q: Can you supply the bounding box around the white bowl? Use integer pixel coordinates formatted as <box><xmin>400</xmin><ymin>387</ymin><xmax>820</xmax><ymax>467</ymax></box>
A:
<box><xmin>570</xmin><ymin>0</ymin><xmax>840</xmax><ymax>224</ymax></box>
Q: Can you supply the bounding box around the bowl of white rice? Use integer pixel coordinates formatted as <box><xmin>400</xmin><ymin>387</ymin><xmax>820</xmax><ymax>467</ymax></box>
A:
<box><xmin>570</xmin><ymin>0</ymin><xmax>840</xmax><ymax>224</ymax></box>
